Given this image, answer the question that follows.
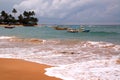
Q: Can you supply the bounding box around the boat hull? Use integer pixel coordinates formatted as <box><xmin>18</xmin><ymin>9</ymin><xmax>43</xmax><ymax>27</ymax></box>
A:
<box><xmin>4</xmin><ymin>26</ymin><xmax>15</xmax><ymax>29</ymax></box>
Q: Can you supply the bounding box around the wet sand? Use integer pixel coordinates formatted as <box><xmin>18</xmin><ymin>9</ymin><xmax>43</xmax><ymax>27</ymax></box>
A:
<box><xmin>0</xmin><ymin>58</ymin><xmax>61</xmax><ymax>80</ymax></box>
<box><xmin>0</xmin><ymin>24</ymin><xmax>23</xmax><ymax>27</ymax></box>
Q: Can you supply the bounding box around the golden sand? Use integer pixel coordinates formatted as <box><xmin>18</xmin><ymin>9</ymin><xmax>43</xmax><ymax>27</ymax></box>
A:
<box><xmin>0</xmin><ymin>58</ymin><xmax>61</xmax><ymax>80</ymax></box>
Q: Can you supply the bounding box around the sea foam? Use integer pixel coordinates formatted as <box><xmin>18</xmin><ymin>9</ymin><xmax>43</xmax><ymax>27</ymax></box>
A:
<box><xmin>45</xmin><ymin>59</ymin><xmax>120</xmax><ymax>80</ymax></box>
<box><xmin>0</xmin><ymin>36</ymin><xmax>120</xmax><ymax>80</ymax></box>
<box><xmin>0</xmin><ymin>36</ymin><xmax>15</xmax><ymax>39</ymax></box>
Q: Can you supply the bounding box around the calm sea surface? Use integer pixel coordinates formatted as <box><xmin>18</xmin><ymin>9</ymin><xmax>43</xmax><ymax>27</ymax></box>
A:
<box><xmin>0</xmin><ymin>25</ymin><xmax>120</xmax><ymax>44</ymax></box>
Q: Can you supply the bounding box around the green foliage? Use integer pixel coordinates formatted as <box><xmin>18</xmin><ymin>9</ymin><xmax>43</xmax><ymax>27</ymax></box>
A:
<box><xmin>0</xmin><ymin>9</ymin><xmax>38</xmax><ymax>26</ymax></box>
<box><xmin>12</xmin><ymin>8</ymin><xmax>17</xmax><ymax>14</ymax></box>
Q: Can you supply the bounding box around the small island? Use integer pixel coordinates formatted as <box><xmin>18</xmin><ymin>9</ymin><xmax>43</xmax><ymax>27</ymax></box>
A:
<box><xmin>0</xmin><ymin>8</ymin><xmax>38</xmax><ymax>26</ymax></box>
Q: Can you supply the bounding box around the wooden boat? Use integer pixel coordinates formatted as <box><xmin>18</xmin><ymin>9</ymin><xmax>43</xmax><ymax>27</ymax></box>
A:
<box><xmin>82</xmin><ymin>30</ymin><xmax>90</xmax><ymax>32</ymax></box>
<box><xmin>78</xmin><ymin>27</ymin><xmax>90</xmax><ymax>32</ymax></box>
<box><xmin>67</xmin><ymin>27</ymin><xmax>90</xmax><ymax>33</ymax></box>
<box><xmin>4</xmin><ymin>25</ymin><xmax>15</xmax><ymax>29</ymax></box>
<box><xmin>67</xmin><ymin>28</ymin><xmax>79</xmax><ymax>33</ymax></box>
<box><xmin>53</xmin><ymin>26</ymin><xmax>68</xmax><ymax>30</ymax></box>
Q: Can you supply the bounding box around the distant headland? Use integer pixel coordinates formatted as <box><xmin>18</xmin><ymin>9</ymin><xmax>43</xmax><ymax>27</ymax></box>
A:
<box><xmin>0</xmin><ymin>8</ymin><xmax>38</xmax><ymax>26</ymax></box>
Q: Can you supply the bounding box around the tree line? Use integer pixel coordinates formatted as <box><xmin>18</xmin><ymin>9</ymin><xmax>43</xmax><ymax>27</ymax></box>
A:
<box><xmin>0</xmin><ymin>8</ymin><xmax>38</xmax><ymax>26</ymax></box>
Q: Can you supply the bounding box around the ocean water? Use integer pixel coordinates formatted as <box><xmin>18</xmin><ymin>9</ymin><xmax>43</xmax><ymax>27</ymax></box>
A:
<box><xmin>0</xmin><ymin>25</ymin><xmax>120</xmax><ymax>44</ymax></box>
<box><xmin>0</xmin><ymin>25</ymin><xmax>120</xmax><ymax>80</ymax></box>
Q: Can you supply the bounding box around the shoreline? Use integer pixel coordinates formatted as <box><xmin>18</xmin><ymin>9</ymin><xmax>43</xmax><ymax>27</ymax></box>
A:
<box><xmin>0</xmin><ymin>24</ymin><xmax>38</xmax><ymax>27</ymax></box>
<box><xmin>0</xmin><ymin>24</ymin><xmax>23</xmax><ymax>27</ymax></box>
<box><xmin>0</xmin><ymin>58</ymin><xmax>61</xmax><ymax>80</ymax></box>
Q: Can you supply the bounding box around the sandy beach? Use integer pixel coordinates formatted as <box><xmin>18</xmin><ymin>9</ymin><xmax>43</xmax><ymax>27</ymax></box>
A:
<box><xmin>0</xmin><ymin>24</ymin><xmax>38</xmax><ymax>27</ymax></box>
<box><xmin>0</xmin><ymin>24</ymin><xmax>23</xmax><ymax>27</ymax></box>
<box><xmin>0</xmin><ymin>58</ymin><xmax>61</xmax><ymax>80</ymax></box>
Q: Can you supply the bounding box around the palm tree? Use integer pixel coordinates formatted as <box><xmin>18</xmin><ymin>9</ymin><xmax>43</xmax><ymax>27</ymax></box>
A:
<box><xmin>22</xmin><ymin>10</ymin><xmax>38</xmax><ymax>26</ymax></box>
<box><xmin>12</xmin><ymin>8</ymin><xmax>17</xmax><ymax>24</ymax></box>
<box><xmin>18</xmin><ymin>14</ymin><xmax>23</xmax><ymax>24</ymax></box>
<box><xmin>1</xmin><ymin>11</ymin><xmax>7</xmax><ymax>18</ymax></box>
<box><xmin>1</xmin><ymin>11</ymin><xmax>9</xmax><ymax>24</ymax></box>
<box><xmin>31</xmin><ymin>11</ymin><xmax>35</xmax><ymax>16</ymax></box>
<box><xmin>8</xmin><ymin>14</ymin><xmax>15</xmax><ymax>24</ymax></box>
<box><xmin>12</xmin><ymin>8</ymin><xmax>17</xmax><ymax>18</ymax></box>
<box><xmin>23</xmin><ymin>11</ymin><xmax>29</xmax><ymax>18</ymax></box>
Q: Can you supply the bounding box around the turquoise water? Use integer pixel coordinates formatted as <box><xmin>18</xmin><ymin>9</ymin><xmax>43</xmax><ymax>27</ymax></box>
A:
<box><xmin>0</xmin><ymin>25</ymin><xmax>120</xmax><ymax>44</ymax></box>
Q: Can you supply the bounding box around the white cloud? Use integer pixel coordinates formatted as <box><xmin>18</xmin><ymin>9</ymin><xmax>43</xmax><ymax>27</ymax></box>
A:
<box><xmin>13</xmin><ymin>0</ymin><xmax>120</xmax><ymax>24</ymax></box>
<box><xmin>14</xmin><ymin>0</ymin><xmax>94</xmax><ymax>18</ymax></box>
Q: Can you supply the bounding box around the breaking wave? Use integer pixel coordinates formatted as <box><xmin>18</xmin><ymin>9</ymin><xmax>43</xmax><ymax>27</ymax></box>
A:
<box><xmin>0</xmin><ymin>36</ymin><xmax>120</xmax><ymax>80</ymax></box>
<box><xmin>45</xmin><ymin>59</ymin><xmax>120</xmax><ymax>80</ymax></box>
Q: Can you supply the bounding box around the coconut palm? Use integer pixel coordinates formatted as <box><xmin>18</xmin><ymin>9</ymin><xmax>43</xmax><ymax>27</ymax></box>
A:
<box><xmin>0</xmin><ymin>11</ymin><xmax>9</xmax><ymax>24</ymax></box>
<box><xmin>12</xmin><ymin>8</ymin><xmax>17</xmax><ymax>18</ymax></box>
<box><xmin>31</xmin><ymin>11</ymin><xmax>35</xmax><ymax>16</ymax></box>
<box><xmin>18</xmin><ymin>14</ymin><xmax>24</xmax><ymax>24</ymax></box>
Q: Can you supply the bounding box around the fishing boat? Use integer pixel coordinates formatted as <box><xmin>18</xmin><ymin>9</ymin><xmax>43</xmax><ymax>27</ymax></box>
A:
<box><xmin>67</xmin><ymin>28</ymin><xmax>79</xmax><ymax>33</ymax></box>
<box><xmin>53</xmin><ymin>26</ymin><xmax>68</xmax><ymax>30</ymax></box>
<box><xmin>67</xmin><ymin>27</ymin><xmax>90</xmax><ymax>33</ymax></box>
<box><xmin>82</xmin><ymin>30</ymin><xmax>90</xmax><ymax>32</ymax></box>
<box><xmin>4</xmin><ymin>25</ymin><xmax>15</xmax><ymax>29</ymax></box>
<box><xmin>79</xmin><ymin>27</ymin><xmax>90</xmax><ymax>32</ymax></box>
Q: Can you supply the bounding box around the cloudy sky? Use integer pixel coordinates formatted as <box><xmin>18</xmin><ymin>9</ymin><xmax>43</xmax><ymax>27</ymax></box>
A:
<box><xmin>0</xmin><ymin>0</ymin><xmax>120</xmax><ymax>24</ymax></box>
